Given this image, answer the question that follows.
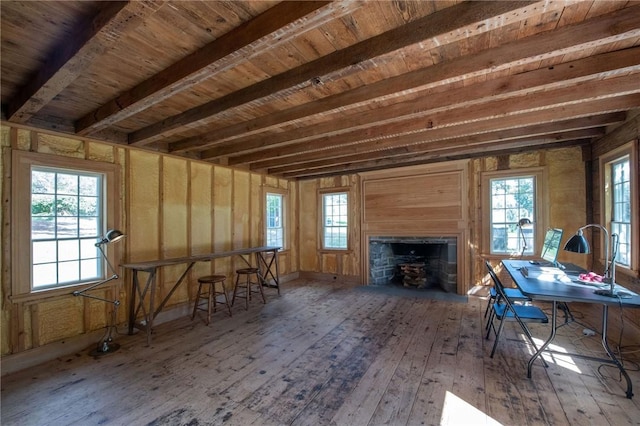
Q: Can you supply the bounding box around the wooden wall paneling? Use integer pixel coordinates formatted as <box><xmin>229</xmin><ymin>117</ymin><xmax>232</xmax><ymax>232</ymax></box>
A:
<box><xmin>298</xmin><ymin>179</ymin><xmax>319</xmax><ymax>272</ymax></box>
<box><xmin>127</xmin><ymin>149</ymin><xmax>160</xmax><ymax>319</ymax></box>
<box><xmin>1</xmin><ymin>129</ymin><xmax>11</xmax><ymax>354</ymax></box>
<box><xmin>287</xmin><ymin>179</ymin><xmax>298</xmax><ymax>275</ymax></box>
<box><xmin>250</xmin><ymin>174</ymin><xmax>263</xmax><ymax>248</ymax></box>
<box><xmin>360</xmin><ymin>162</ymin><xmax>469</xmax><ymax>292</ymax></box>
<box><xmin>363</xmin><ymin>172</ymin><xmax>463</xmax><ymax>223</ymax></box>
<box><xmin>213</xmin><ymin>166</ymin><xmax>233</xmax><ymax>275</ymax></box>
<box><xmin>547</xmin><ymin>148</ymin><xmax>587</xmax><ymax>267</ymax></box>
<box><xmin>127</xmin><ymin>150</ymin><xmax>161</xmax><ymax>261</ymax></box>
<box><xmin>190</xmin><ymin>161</ymin><xmax>214</xmax><ymax>284</ymax></box>
<box><xmin>162</xmin><ymin>156</ymin><xmax>189</xmax><ymax>304</ymax></box>
<box><xmin>233</xmin><ymin>170</ymin><xmax>251</xmax><ymax>274</ymax></box>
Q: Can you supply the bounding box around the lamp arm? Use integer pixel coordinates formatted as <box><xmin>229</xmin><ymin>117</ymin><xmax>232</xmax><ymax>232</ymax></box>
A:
<box><xmin>72</xmin><ymin>243</ymin><xmax>121</xmax><ymax>302</ymax></box>
<box><xmin>72</xmin><ymin>274</ymin><xmax>120</xmax><ymax>304</ymax></box>
<box><xmin>96</xmin><ymin>243</ymin><xmax>119</xmax><ymax>277</ymax></box>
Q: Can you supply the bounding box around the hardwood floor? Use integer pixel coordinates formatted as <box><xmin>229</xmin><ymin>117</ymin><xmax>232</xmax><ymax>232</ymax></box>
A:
<box><xmin>2</xmin><ymin>279</ymin><xmax>640</xmax><ymax>425</ymax></box>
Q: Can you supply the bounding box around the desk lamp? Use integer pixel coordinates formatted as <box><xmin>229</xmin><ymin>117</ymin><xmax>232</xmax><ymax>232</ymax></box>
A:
<box><xmin>518</xmin><ymin>218</ymin><xmax>532</xmax><ymax>256</ymax></box>
<box><xmin>563</xmin><ymin>224</ymin><xmax>619</xmax><ymax>297</ymax></box>
<box><xmin>72</xmin><ymin>229</ymin><xmax>125</xmax><ymax>356</ymax></box>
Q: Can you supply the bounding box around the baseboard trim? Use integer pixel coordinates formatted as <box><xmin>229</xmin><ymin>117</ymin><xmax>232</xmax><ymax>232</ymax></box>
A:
<box><xmin>297</xmin><ymin>271</ymin><xmax>362</xmax><ymax>285</ymax></box>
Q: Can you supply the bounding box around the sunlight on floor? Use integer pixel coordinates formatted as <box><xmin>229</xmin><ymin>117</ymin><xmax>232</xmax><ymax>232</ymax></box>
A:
<box><xmin>530</xmin><ymin>335</ymin><xmax>583</xmax><ymax>374</ymax></box>
<box><xmin>440</xmin><ymin>391</ymin><xmax>503</xmax><ymax>426</ymax></box>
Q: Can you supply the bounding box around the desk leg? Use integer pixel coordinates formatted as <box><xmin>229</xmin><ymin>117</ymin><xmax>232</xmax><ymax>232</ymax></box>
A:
<box><xmin>128</xmin><ymin>268</ymin><xmax>157</xmax><ymax>346</ymax></box>
<box><xmin>601</xmin><ymin>305</ymin><xmax>633</xmax><ymax>399</ymax></box>
<box><xmin>256</xmin><ymin>250</ymin><xmax>280</xmax><ymax>294</ymax></box>
<box><xmin>528</xmin><ymin>300</ymin><xmax>556</xmax><ymax>378</ymax></box>
<box><xmin>128</xmin><ymin>271</ymin><xmax>139</xmax><ymax>335</ymax></box>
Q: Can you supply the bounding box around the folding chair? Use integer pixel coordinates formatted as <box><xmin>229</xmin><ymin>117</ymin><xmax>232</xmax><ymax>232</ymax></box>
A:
<box><xmin>483</xmin><ymin>266</ymin><xmax>530</xmax><ymax>329</ymax></box>
<box><xmin>485</xmin><ymin>261</ymin><xmax>549</xmax><ymax>365</ymax></box>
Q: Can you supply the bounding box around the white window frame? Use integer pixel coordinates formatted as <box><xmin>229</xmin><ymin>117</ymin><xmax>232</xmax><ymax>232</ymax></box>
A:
<box><xmin>482</xmin><ymin>168</ymin><xmax>546</xmax><ymax>257</ymax></box>
<box><xmin>321</xmin><ymin>190</ymin><xmax>349</xmax><ymax>250</ymax></box>
<box><xmin>11</xmin><ymin>151</ymin><xmax>121</xmax><ymax>302</ymax></box>
<box><xmin>601</xmin><ymin>142</ymin><xmax>638</xmax><ymax>273</ymax></box>
<box><xmin>265</xmin><ymin>191</ymin><xmax>286</xmax><ymax>249</ymax></box>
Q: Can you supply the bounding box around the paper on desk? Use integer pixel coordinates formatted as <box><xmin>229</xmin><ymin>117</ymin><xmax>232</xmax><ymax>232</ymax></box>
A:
<box><xmin>520</xmin><ymin>266</ymin><xmax>572</xmax><ymax>283</ymax></box>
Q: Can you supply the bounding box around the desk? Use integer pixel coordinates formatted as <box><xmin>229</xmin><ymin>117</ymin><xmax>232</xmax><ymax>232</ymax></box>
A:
<box><xmin>122</xmin><ymin>246</ymin><xmax>280</xmax><ymax>345</ymax></box>
<box><xmin>502</xmin><ymin>259</ymin><xmax>640</xmax><ymax>399</ymax></box>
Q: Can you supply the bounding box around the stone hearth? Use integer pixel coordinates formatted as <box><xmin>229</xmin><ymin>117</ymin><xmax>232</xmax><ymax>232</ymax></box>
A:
<box><xmin>369</xmin><ymin>236</ymin><xmax>457</xmax><ymax>292</ymax></box>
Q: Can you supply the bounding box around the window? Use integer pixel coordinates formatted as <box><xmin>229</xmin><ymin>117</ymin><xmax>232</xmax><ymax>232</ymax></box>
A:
<box><xmin>602</xmin><ymin>143</ymin><xmax>637</xmax><ymax>272</ymax></box>
<box><xmin>322</xmin><ymin>192</ymin><xmax>348</xmax><ymax>250</ymax></box>
<box><xmin>266</xmin><ymin>192</ymin><xmax>284</xmax><ymax>248</ymax></box>
<box><xmin>488</xmin><ymin>175</ymin><xmax>537</xmax><ymax>255</ymax></box>
<box><xmin>611</xmin><ymin>157</ymin><xmax>631</xmax><ymax>267</ymax></box>
<box><xmin>31</xmin><ymin>168</ymin><xmax>103</xmax><ymax>288</ymax></box>
<box><xmin>12</xmin><ymin>151</ymin><xmax>120</xmax><ymax>300</ymax></box>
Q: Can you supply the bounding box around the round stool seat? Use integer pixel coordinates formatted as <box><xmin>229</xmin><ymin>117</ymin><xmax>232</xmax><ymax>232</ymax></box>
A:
<box><xmin>236</xmin><ymin>268</ymin><xmax>259</xmax><ymax>274</ymax></box>
<box><xmin>198</xmin><ymin>274</ymin><xmax>226</xmax><ymax>283</ymax></box>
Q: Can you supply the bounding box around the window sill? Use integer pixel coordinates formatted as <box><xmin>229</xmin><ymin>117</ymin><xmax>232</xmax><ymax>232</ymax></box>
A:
<box><xmin>9</xmin><ymin>281</ymin><xmax>122</xmax><ymax>305</ymax></box>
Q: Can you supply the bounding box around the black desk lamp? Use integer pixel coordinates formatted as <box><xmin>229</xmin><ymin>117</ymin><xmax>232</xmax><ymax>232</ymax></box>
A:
<box><xmin>518</xmin><ymin>218</ymin><xmax>532</xmax><ymax>256</ymax></box>
<box><xmin>563</xmin><ymin>224</ymin><xmax>619</xmax><ymax>297</ymax></box>
<box><xmin>72</xmin><ymin>229</ymin><xmax>125</xmax><ymax>356</ymax></box>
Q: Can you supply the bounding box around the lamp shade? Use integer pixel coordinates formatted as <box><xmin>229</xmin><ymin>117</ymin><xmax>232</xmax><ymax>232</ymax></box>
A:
<box><xmin>96</xmin><ymin>229</ymin><xmax>125</xmax><ymax>246</ymax></box>
<box><xmin>518</xmin><ymin>218</ymin><xmax>532</xmax><ymax>227</ymax></box>
<box><xmin>563</xmin><ymin>231</ymin><xmax>590</xmax><ymax>254</ymax></box>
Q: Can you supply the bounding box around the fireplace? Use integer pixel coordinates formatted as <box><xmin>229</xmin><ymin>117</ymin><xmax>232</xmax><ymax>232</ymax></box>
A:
<box><xmin>369</xmin><ymin>236</ymin><xmax>457</xmax><ymax>292</ymax></box>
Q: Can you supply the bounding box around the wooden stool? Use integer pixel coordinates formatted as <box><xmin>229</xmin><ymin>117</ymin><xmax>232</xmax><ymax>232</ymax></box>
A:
<box><xmin>192</xmin><ymin>275</ymin><xmax>232</xmax><ymax>325</ymax></box>
<box><xmin>232</xmin><ymin>268</ymin><xmax>266</xmax><ymax>310</ymax></box>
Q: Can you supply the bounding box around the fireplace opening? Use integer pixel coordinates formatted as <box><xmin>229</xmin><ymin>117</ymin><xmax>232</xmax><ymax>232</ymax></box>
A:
<box><xmin>369</xmin><ymin>237</ymin><xmax>457</xmax><ymax>292</ymax></box>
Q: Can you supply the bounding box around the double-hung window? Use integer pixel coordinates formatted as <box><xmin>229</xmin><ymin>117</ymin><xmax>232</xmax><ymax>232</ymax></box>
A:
<box><xmin>31</xmin><ymin>168</ymin><xmax>103</xmax><ymax>288</ymax></box>
<box><xmin>602</xmin><ymin>143</ymin><xmax>637</xmax><ymax>271</ymax></box>
<box><xmin>610</xmin><ymin>158</ymin><xmax>631</xmax><ymax>267</ymax></box>
<box><xmin>483</xmin><ymin>170</ymin><xmax>543</xmax><ymax>256</ymax></box>
<box><xmin>12</xmin><ymin>151</ymin><xmax>120</xmax><ymax>300</ymax></box>
<box><xmin>266</xmin><ymin>192</ymin><xmax>284</xmax><ymax>248</ymax></box>
<box><xmin>321</xmin><ymin>191</ymin><xmax>348</xmax><ymax>250</ymax></box>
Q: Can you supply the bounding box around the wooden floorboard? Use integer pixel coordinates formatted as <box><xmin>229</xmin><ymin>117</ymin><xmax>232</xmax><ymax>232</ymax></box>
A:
<box><xmin>2</xmin><ymin>278</ymin><xmax>639</xmax><ymax>426</ymax></box>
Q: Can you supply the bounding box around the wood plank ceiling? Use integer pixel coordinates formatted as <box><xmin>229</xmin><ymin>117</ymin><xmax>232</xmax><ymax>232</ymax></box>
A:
<box><xmin>1</xmin><ymin>1</ymin><xmax>639</xmax><ymax>180</ymax></box>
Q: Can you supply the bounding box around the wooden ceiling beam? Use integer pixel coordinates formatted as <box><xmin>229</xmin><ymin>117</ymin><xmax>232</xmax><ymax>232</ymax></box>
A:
<box><xmin>75</xmin><ymin>1</ymin><xmax>339</xmax><ymax>136</ymax></box>
<box><xmin>248</xmin><ymin>95</ymin><xmax>639</xmax><ymax>170</ymax></box>
<box><xmin>267</xmin><ymin>128</ymin><xmax>606</xmax><ymax>176</ymax></box>
<box><xmin>175</xmin><ymin>4</ymin><xmax>640</xmax><ymax>155</ymax></box>
<box><xmin>5</xmin><ymin>1</ymin><xmax>163</xmax><ymax>124</ymax></box>
<box><xmin>281</xmin><ymin>139</ymin><xmax>592</xmax><ymax>179</ymax></box>
<box><xmin>230</xmin><ymin>74</ymin><xmax>640</xmax><ymax>166</ymax></box>
<box><xmin>129</xmin><ymin>1</ymin><xmax>544</xmax><ymax>145</ymax></box>
<box><xmin>199</xmin><ymin>47</ymin><xmax>640</xmax><ymax>159</ymax></box>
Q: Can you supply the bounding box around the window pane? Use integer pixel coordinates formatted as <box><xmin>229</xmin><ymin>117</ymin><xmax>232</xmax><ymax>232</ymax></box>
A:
<box><xmin>57</xmin><ymin>217</ymin><xmax>78</xmax><ymax>238</ymax></box>
<box><xmin>32</xmin><ymin>216</ymin><xmax>55</xmax><ymax>240</ymax></box>
<box><xmin>33</xmin><ymin>263</ymin><xmax>57</xmax><ymax>288</ymax></box>
<box><xmin>79</xmin><ymin>175</ymin><xmax>99</xmax><ymax>196</ymax></box>
<box><xmin>33</xmin><ymin>240</ymin><xmax>57</xmax><ymax>264</ymax></box>
<box><xmin>32</xmin><ymin>170</ymin><xmax>55</xmax><ymax>194</ymax></box>
<box><xmin>58</xmin><ymin>260</ymin><xmax>80</xmax><ymax>284</ymax></box>
<box><xmin>81</xmin><ymin>259</ymin><xmax>100</xmax><ymax>281</ymax></box>
<box><xmin>58</xmin><ymin>239</ymin><xmax>80</xmax><ymax>262</ymax></box>
<box><xmin>56</xmin><ymin>173</ymin><xmax>78</xmax><ymax>195</ymax></box>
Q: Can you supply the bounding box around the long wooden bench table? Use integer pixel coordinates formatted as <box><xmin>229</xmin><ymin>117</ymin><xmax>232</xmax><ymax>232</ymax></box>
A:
<box><xmin>121</xmin><ymin>246</ymin><xmax>280</xmax><ymax>345</ymax></box>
